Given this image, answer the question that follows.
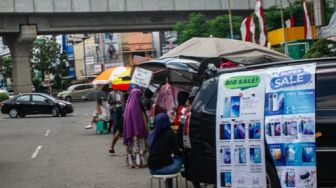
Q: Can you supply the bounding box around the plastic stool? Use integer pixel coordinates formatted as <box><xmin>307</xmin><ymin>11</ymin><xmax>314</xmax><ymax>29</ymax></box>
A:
<box><xmin>150</xmin><ymin>173</ymin><xmax>179</xmax><ymax>188</ymax></box>
<box><xmin>96</xmin><ymin>121</ymin><xmax>109</xmax><ymax>134</ymax></box>
<box><xmin>179</xmin><ymin>167</ymin><xmax>188</xmax><ymax>188</ymax></box>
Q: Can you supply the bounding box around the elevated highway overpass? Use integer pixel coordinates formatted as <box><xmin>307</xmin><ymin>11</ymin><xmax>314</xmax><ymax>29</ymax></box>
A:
<box><xmin>0</xmin><ymin>0</ymin><xmax>287</xmax><ymax>34</ymax></box>
<box><xmin>0</xmin><ymin>0</ymin><xmax>301</xmax><ymax>93</ymax></box>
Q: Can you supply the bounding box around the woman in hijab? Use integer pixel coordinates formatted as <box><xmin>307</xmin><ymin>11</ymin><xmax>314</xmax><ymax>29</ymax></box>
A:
<box><xmin>123</xmin><ymin>88</ymin><xmax>149</xmax><ymax>168</ymax></box>
<box><xmin>148</xmin><ymin>113</ymin><xmax>183</xmax><ymax>188</ymax></box>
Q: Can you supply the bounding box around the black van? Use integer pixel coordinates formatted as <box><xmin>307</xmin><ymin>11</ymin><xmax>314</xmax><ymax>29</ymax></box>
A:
<box><xmin>187</xmin><ymin>57</ymin><xmax>336</xmax><ymax>187</ymax></box>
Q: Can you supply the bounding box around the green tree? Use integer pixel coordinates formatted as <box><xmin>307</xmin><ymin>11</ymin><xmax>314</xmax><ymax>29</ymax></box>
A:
<box><xmin>174</xmin><ymin>13</ymin><xmax>210</xmax><ymax>44</ymax></box>
<box><xmin>32</xmin><ymin>76</ymin><xmax>42</xmax><ymax>92</ymax></box>
<box><xmin>0</xmin><ymin>92</ymin><xmax>9</xmax><ymax>101</ymax></box>
<box><xmin>304</xmin><ymin>39</ymin><xmax>336</xmax><ymax>58</ymax></box>
<box><xmin>32</xmin><ymin>36</ymin><xmax>68</xmax><ymax>81</ymax></box>
<box><xmin>264</xmin><ymin>1</ymin><xmax>310</xmax><ymax>31</ymax></box>
<box><xmin>0</xmin><ymin>56</ymin><xmax>12</xmax><ymax>79</ymax></box>
<box><xmin>174</xmin><ymin>13</ymin><xmax>243</xmax><ymax>44</ymax></box>
<box><xmin>264</xmin><ymin>6</ymin><xmax>284</xmax><ymax>32</ymax></box>
<box><xmin>264</xmin><ymin>0</ymin><xmax>335</xmax><ymax>31</ymax></box>
<box><xmin>51</xmin><ymin>73</ymin><xmax>62</xmax><ymax>91</ymax></box>
<box><xmin>208</xmin><ymin>15</ymin><xmax>243</xmax><ymax>39</ymax></box>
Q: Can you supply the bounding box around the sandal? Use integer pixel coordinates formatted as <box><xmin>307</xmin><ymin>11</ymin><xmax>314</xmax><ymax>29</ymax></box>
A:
<box><xmin>127</xmin><ymin>164</ymin><xmax>135</xmax><ymax>169</ymax></box>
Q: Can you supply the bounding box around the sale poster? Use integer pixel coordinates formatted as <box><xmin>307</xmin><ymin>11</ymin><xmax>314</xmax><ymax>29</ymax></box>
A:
<box><xmin>264</xmin><ymin>63</ymin><xmax>317</xmax><ymax>188</ymax></box>
<box><xmin>216</xmin><ymin>71</ymin><xmax>266</xmax><ymax>188</ymax></box>
<box><xmin>216</xmin><ymin>64</ymin><xmax>317</xmax><ymax>187</ymax></box>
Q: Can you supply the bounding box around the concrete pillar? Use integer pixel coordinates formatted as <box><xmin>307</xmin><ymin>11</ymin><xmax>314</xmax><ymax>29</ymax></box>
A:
<box><xmin>4</xmin><ymin>25</ymin><xmax>37</xmax><ymax>94</ymax></box>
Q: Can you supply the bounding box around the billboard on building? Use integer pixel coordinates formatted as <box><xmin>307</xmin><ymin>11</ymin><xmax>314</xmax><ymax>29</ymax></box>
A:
<box><xmin>94</xmin><ymin>33</ymin><xmax>123</xmax><ymax>70</ymax></box>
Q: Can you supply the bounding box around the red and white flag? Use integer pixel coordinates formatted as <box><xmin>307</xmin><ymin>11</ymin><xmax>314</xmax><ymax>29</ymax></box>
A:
<box><xmin>285</xmin><ymin>17</ymin><xmax>295</xmax><ymax>28</ymax></box>
<box><xmin>303</xmin><ymin>0</ymin><xmax>313</xmax><ymax>39</ymax></box>
<box><xmin>250</xmin><ymin>17</ymin><xmax>257</xmax><ymax>43</ymax></box>
<box><xmin>255</xmin><ymin>0</ymin><xmax>267</xmax><ymax>46</ymax></box>
<box><xmin>240</xmin><ymin>16</ymin><xmax>251</xmax><ymax>41</ymax></box>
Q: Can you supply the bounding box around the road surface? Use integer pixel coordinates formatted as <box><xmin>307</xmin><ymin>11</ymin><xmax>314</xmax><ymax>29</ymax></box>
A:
<box><xmin>0</xmin><ymin>101</ymin><xmax>191</xmax><ymax>188</ymax></box>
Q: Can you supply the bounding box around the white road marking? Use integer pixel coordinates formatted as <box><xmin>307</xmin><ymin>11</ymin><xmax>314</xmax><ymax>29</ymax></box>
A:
<box><xmin>45</xmin><ymin>129</ymin><xmax>50</xmax><ymax>136</ymax></box>
<box><xmin>31</xmin><ymin>146</ymin><xmax>43</xmax><ymax>159</ymax></box>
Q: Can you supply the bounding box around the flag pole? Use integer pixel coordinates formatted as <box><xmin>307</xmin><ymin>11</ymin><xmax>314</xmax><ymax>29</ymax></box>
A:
<box><xmin>228</xmin><ymin>0</ymin><xmax>234</xmax><ymax>39</ymax></box>
<box><xmin>279</xmin><ymin>0</ymin><xmax>287</xmax><ymax>42</ymax></box>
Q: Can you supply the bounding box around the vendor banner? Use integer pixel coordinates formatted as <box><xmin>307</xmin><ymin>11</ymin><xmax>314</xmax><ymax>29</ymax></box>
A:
<box><xmin>264</xmin><ymin>63</ymin><xmax>317</xmax><ymax>188</ymax></box>
<box><xmin>216</xmin><ymin>71</ymin><xmax>267</xmax><ymax>188</ymax></box>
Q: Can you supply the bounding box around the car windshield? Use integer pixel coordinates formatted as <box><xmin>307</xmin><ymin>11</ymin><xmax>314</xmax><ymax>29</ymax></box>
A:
<box><xmin>65</xmin><ymin>85</ymin><xmax>76</xmax><ymax>91</ymax></box>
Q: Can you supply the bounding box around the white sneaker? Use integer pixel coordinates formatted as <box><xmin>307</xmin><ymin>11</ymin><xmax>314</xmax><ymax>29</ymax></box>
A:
<box><xmin>85</xmin><ymin>124</ymin><xmax>93</xmax><ymax>129</ymax></box>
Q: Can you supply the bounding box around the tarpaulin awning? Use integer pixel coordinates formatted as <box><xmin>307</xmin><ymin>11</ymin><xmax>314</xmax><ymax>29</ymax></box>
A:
<box><xmin>160</xmin><ymin>37</ymin><xmax>291</xmax><ymax>65</ymax></box>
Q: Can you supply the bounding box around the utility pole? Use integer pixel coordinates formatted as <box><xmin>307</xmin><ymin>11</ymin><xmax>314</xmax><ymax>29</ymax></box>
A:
<box><xmin>228</xmin><ymin>0</ymin><xmax>234</xmax><ymax>39</ymax></box>
<box><xmin>82</xmin><ymin>36</ymin><xmax>88</xmax><ymax>83</ymax></box>
<box><xmin>279</xmin><ymin>0</ymin><xmax>287</xmax><ymax>42</ymax></box>
<box><xmin>99</xmin><ymin>34</ymin><xmax>105</xmax><ymax>66</ymax></box>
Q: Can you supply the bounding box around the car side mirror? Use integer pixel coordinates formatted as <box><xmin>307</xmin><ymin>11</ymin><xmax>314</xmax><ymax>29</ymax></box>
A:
<box><xmin>44</xmin><ymin>99</ymin><xmax>50</xmax><ymax>103</ymax></box>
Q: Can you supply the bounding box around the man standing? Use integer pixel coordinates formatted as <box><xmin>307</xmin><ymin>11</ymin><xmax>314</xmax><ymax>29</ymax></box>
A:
<box><xmin>108</xmin><ymin>88</ymin><xmax>124</xmax><ymax>154</ymax></box>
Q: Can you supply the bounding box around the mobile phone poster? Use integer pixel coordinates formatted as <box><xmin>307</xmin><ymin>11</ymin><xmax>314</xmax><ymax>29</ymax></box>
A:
<box><xmin>216</xmin><ymin>70</ymin><xmax>267</xmax><ymax>188</ymax></box>
<box><xmin>265</xmin><ymin>63</ymin><xmax>317</xmax><ymax>188</ymax></box>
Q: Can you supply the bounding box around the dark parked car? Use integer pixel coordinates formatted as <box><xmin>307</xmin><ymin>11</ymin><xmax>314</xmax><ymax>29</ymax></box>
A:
<box><xmin>1</xmin><ymin>93</ymin><xmax>74</xmax><ymax>118</ymax></box>
<box><xmin>187</xmin><ymin>57</ymin><xmax>336</xmax><ymax>187</ymax></box>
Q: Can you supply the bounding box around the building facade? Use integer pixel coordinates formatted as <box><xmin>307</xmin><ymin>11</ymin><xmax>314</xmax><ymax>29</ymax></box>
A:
<box><xmin>121</xmin><ymin>32</ymin><xmax>156</xmax><ymax>66</ymax></box>
<box><xmin>0</xmin><ymin>31</ymin><xmax>161</xmax><ymax>88</ymax></box>
<box><xmin>71</xmin><ymin>33</ymin><xmax>124</xmax><ymax>80</ymax></box>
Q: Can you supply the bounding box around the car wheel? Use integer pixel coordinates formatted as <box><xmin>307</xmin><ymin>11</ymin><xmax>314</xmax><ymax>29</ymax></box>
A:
<box><xmin>52</xmin><ymin>107</ymin><xmax>60</xmax><ymax>117</ymax></box>
<box><xmin>65</xmin><ymin>96</ymin><xmax>71</xmax><ymax>102</ymax></box>
<box><xmin>266</xmin><ymin>159</ymin><xmax>280</xmax><ymax>188</ymax></box>
<box><xmin>60</xmin><ymin>112</ymin><xmax>66</xmax><ymax>117</ymax></box>
<box><xmin>9</xmin><ymin>108</ymin><xmax>18</xmax><ymax>118</ymax></box>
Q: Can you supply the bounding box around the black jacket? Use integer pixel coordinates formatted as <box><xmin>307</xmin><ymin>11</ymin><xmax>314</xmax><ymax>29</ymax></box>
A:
<box><xmin>148</xmin><ymin>129</ymin><xmax>181</xmax><ymax>170</ymax></box>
